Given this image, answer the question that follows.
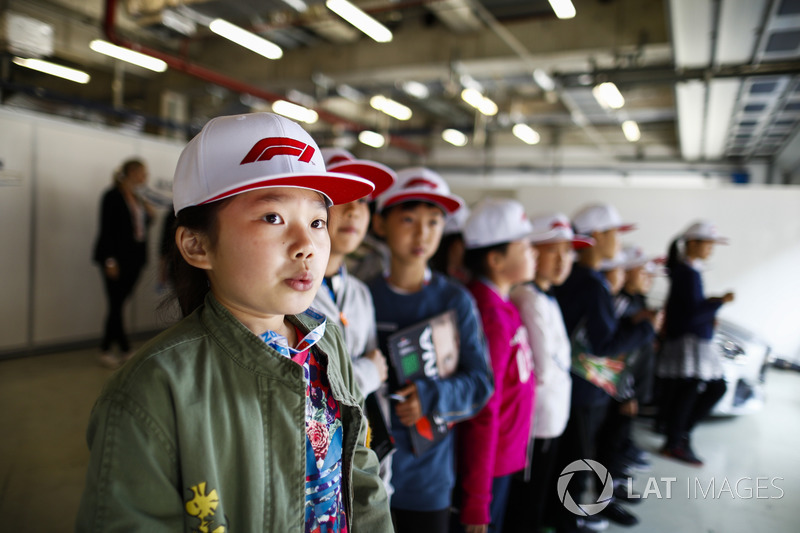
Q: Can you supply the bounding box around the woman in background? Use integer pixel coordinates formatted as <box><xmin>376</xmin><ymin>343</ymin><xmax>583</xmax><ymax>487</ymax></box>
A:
<box><xmin>92</xmin><ymin>158</ymin><xmax>154</xmax><ymax>369</ymax></box>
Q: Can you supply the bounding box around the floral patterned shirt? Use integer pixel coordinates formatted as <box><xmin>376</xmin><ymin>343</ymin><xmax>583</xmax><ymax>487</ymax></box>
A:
<box><xmin>261</xmin><ymin>315</ymin><xmax>347</xmax><ymax>533</ymax></box>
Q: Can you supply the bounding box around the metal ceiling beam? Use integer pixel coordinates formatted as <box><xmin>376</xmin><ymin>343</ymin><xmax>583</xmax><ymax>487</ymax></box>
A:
<box><xmin>100</xmin><ymin>0</ymin><xmax>428</xmax><ymax>155</ymax></box>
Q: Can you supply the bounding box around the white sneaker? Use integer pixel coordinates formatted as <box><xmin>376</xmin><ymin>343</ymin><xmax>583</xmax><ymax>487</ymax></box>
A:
<box><xmin>98</xmin><ymin>352</ymin><xmax>122</xmax><ymax>370</ymax></box>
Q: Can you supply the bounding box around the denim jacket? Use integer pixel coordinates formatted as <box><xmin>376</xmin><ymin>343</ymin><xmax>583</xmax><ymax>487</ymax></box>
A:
<box><xmin>76</xmin><ymin>293</ymin><xmax>392</xmax><ymax>532</ymax></box>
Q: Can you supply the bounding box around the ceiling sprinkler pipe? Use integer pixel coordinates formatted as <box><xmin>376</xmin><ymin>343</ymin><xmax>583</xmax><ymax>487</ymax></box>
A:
<box><xmin>101</xmin><ymin>0</ymin><xmax>426</xmax><ymax>155</ymax></box>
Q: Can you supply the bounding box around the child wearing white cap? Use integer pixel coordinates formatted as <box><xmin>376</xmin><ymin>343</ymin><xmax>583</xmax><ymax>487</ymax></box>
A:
<box><xmin>368</xmin><ymin>168</ymin><xmax>493</xmax><ymax>533</ymax></box>
<box><xmin>77</xmin><ymin>113</ymin><xmax>392</xmax><ymax>532</ymax></box>
<box><xmin>456</xmin><ymin>198</ymin><xmax>537</xmax><ymax>533</ymax></box>
<box><xmin>657</xmin><ymin>221</ymin><xmax>734</xmax><ymax>466</ymax></box>
<box><xmin>553</xmin><ymin>204</ymin><xmax>660</xmax><ymax>529</ymax></box>
<box><xmin>504</xmin><ymin>212</ymin><xmax>593</xmax><ymax>533</ymax></box>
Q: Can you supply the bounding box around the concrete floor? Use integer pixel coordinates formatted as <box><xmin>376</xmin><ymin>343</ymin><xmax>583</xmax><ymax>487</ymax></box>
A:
<box><xmin>1</xmin><ymin>347</ymin><xmax>799</xmax><ymax>532</ymax></box>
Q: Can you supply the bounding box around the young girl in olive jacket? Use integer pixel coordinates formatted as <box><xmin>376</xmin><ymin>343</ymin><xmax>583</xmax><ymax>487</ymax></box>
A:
<box><xmin>76</xmin><ymin>113</ymin><xmax>393</xmax><ymax>533</ymax></box>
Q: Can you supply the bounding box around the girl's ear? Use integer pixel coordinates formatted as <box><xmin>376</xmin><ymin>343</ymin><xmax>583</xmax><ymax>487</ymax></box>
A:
<box><xmin>372</xmin><ymin>212</ymin><xmax>386</xmax><ymax>238</ymax></box>
<box><xmin>176</xmin><ymin>226</ymin><xmax>212</xmax><ymax>270</ymax></box>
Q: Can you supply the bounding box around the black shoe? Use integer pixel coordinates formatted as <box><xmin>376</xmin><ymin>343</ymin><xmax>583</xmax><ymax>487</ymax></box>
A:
<box><xmin>599</xmin><ymin>502</ymin><xmax>639</xmax><ymax>527</ymax></box>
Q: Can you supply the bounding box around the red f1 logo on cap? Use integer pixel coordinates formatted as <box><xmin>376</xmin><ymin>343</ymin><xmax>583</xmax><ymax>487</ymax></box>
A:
<box><xmin>404</xmin><ymin>178</ymin><xmax>438</xmax><ymax>190</ymax></box>
<box><xmin>241</xmin><ymin>137</ymin><xmax>315</xmax><ymax>165</ymax></box>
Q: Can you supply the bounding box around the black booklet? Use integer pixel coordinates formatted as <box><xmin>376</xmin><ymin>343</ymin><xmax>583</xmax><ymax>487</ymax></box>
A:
<box><xmin>386</xmin><ymin>310</ymin><xmax>460</xmax><ymax>456</ymax></box>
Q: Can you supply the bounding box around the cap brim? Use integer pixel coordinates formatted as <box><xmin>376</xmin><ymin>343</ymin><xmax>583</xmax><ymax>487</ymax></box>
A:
<box><xmin>381</xmin><ymin>192</ymin><xmax>463</xmax><ymax>214</ymax></box>
<box><xmin>327</xmin><ymin>160</ymin><xmax>396</xmax><ymax>199</ymax></box>
<box><xmin>199</xmin><ymin>172</ymin><xmax>375</xmax><ymax>207</ymax></box>
<box><xmin>572</xmin><ymin>236</ymin><xmax>596</xmax><ymax>249</ymax></box>
<box><xmin>618</xmin><ymin>223</ymin><xmax>637</xmax><ymax>232</ymax></box>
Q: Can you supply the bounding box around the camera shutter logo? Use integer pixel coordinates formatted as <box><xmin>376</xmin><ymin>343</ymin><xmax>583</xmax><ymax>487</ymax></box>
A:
<box><xmin>557</xmin><ymin>459</ymin><xmax>614</xmax><ymax>516</ymax></box>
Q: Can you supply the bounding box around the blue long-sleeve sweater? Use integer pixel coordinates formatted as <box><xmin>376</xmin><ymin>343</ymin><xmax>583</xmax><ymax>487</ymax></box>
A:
<box><xmin>368</xmin><ymin>272</ymin><xmax>493</xmax><ymax>512</ymax></box>
<box><xmin>555</xmin><ymin>262</ymin><xmax>655</xmax><ymax>406</ymax></box>
<box><xmin>664</xmin><ymin>260</ymin><xmax>723</xmax><ymax>341</ymax></box>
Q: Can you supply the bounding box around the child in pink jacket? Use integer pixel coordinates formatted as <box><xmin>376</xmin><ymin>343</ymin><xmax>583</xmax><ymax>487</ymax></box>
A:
<box><xmin>457</xmin><ymin>198</ymin><xmax>538</xmax><ymax>533</ymax></box>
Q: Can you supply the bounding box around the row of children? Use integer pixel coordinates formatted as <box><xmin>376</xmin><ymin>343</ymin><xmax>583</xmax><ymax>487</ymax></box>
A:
<box><xmin>76</xmin><ymin>112</ymin><xmax>734</xmax><ymax>533</ymax></box>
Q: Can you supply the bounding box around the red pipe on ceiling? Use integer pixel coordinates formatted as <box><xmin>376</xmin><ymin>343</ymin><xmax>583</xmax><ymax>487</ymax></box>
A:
<box><xmin>101</xmin><ymin>0</ymin><xmax>427</xmax><ymax>155</ymax></box>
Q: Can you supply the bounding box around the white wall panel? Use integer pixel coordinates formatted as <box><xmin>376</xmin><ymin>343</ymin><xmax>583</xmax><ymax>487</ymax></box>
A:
<box><xmin>0</xmin><ymin>113</ymin><xmax>34</xmax><ymax>351</ymax></box>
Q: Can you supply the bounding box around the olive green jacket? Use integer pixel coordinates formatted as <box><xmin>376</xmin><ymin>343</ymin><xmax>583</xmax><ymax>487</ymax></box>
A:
<box><xmin>76</xmin><ymin>294</ymin><xmax>392</xmax><ymax>532</ymax></box>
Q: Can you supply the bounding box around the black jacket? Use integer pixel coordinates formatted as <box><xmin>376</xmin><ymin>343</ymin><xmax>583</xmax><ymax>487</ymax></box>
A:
<box><xmin>92</xmin><ymin>186</ymin><xmax>149</xmax><ymax>270</ymax></box>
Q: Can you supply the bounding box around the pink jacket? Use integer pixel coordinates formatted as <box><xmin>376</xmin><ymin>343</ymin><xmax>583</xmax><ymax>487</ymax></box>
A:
<box><xmin>459</xmin><ymin>280</ymin><xmax>536</xmax><ymax>525</ymax></box>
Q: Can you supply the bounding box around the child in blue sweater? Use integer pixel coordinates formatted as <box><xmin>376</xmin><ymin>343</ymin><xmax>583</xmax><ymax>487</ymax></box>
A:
<box><xmin>368</xmin><ymin>168</ymin><xmax>493</xmax><ymax>533</ymax></box>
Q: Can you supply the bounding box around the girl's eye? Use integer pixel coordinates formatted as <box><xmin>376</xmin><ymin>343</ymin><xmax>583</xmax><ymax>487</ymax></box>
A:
<box><xmin>263</xmin><ymin>213</ymin><xmax>283</xmax><ymax>224</ymax></box>
<box><xmin>311</xmin><ymin>218</ymin><xmax>327</xmax><ymax>229</ymax></box>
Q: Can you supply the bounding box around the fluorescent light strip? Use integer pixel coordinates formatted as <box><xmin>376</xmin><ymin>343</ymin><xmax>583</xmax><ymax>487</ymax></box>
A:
<box><xmin>89</xmin><ymin>40</ymin><xmax>168</xmax><ymax>72</ymax></box>
<box><xmin>442</xmin><ymin>129</ymin><xmax>468</xmax><ymax>147</ymax></box>
<box><xmin>272</xmin><ymin>100</ymin><xmax>318</xmax><ymax>124</ymax></box>
<box><xmin>461</xmin><ymin>88</ymin><xmax>498</xmax><ymax>116</ymax></box>
<box><xmin>370</xmin><ymin>95</ymin><xmax>412</xmax><ymax>120</ymax></box>
<box><xmin>402</xmin><ymin>81</ymin><xmax>429</xmax><ymax>99</ymax></box>
<box><xmin>622</xmin><ymin>120</ymin><xmax>641</xmax><ymax>142</ymax></box>
<box><xmin>359</xmin><ymin>130</ymin><xmax>385</xmax><ymax>148</ymax></box>
<box><xmin>209</xmin><ymin>19</ymin><xmax>283</xmax><ymax>60</ymax></box>
<box><xmin>12</xmin><ymin>57</ymin><xmax>90</xmax><ymax>84</ymax></box>
<box><xmin>326</xmin><ymin>0</ymin><xmax>392</xmax><ymax>43</ymax></box>
<box><xmin>548</xmin><ymin>0</ymin><xmax>576</xmax><ymax>19</ymax></box>
<box><xmin>592</xmin><ymin>82</ymin><xmax>625</xmax><ymax>109</ymax></box>
<box><xmin>512</xmin><ymin>123</ymin><xmax>541</xmax><ymax>145</ymax></box>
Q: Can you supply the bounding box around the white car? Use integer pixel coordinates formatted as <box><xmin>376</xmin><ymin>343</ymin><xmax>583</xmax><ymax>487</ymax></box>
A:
<box><xmin>711</xmin><ymin>320</ymin><xmax>773</xmax><ymax>416</ymax></box>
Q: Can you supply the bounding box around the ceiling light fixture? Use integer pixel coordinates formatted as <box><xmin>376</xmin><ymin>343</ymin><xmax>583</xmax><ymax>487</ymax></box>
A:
<box><xmin>209</xmin><ymin>18</ymin><xmax>283</xmax><ymax>60</ymax></box>
<box><xmin>161</xmin><ymin>9</ymin><xmax>197</xmax><ymax>36</ymax></box>
<box><xmin>622</xmin><ymin>120</ymin><xmax>641</xmax><ymax>142</ymax></box>
<box><xmin>326</xmin><ymin>0</ymin><xmax>392</xmax><ymax>43</ymax></box>
<box><xmin>12</xmin><ymin>57</ymin><xmax>90</xmax><ymax>84</ymax></box>
<box><xmin>358</xmin><ymin>130</ymin><xmax>386</xmax><ymax>148</ymax></box>
<box><xmin>402</xmin><ymin>81</ymin><xmax>429</xmax><ymax>99</ymax></box>
<box><xmin>461</xmin><ymin>88</ymin><xmax>498</xmax><ymax>116</ymax></box>
<box><xmin>592</xmin><ymin>82</ymin><xmax>625</xmax><ymax>109</ymax></box>
<box><xmin>272</xmin><ymin>100</ymin><xmax>318</xmax><ymax>124</ymax></box>
<box><xmin>370</xmin><ymin>95</ymin><xmax>412</xmax><ymax>120</ymax></box>
<box><xmin>337</xmin><ymin>84</ymin><xmax>365</xmax><ymax>103</ymax></box>
<box><xmin>89</xmin><ymin>40</ymin><xmax>167</xmax><ymax>72</ymax></box>
<box><xmin>512</xmin><ymin>123</ymin><xmax>541</xmax><ymax>145</ymax></box>
<box><xmin>548</xmin><ymin>0</ymin><xmax>576</xmax><ymax>19</ymax></box>
<box><xmin>532</xmin><ymin>68</ymin><xmax>555</xmax><ymax>92</ymax></box>
<box><xmin>442</xmin><ymin>129</ymin><xmax>468</xmax><ymax>147</ymax></box>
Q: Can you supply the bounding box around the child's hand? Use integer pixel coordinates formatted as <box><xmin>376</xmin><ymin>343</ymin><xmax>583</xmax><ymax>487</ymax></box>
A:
<box><xmin>721</xmin><ymin>291</ymin><xmax>735</xmax><ymax>304</ymax></box>
<box><xmin>620</xmin><ymin>398</ymin><xmax>638</xmax><ymax>417</ymax></box>
<box><xmin>365</xmin><ymin>349</ymin><xmax>388</xmax><ymax>382</ymax></box>
<box><xmin>464</xmin><ymin>524</ymin><xmax>488</xmax><ymax>533</ymax></box>
<box><xmin>394</xmin><ymin>383</ymin><xmax>423</xmax><ymax>426</ymax></box>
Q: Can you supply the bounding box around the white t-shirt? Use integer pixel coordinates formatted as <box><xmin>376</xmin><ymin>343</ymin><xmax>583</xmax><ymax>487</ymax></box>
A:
<box><xmin>510</xmin><ymin>283</ymin><xmax>572</xmax><ymax>439</ymax></box>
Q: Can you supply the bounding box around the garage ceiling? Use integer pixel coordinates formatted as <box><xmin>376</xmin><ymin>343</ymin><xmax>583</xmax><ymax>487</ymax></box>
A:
<box><xmin>2</xmin><ymin>0</ymin><xmax>800</xmax><ymax>177</ymax></box>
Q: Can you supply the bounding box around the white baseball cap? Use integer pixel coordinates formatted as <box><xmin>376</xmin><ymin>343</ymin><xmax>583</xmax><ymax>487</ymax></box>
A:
<box><xmin>572</xmin><ymin>204</ymin><xmax>636</xmax><ymax>235</ymax></box>
<box><xmin>599</xmin><ymin>250</ymin><xmax>626</xmax><ymax>272</ymax></box>
<box><xmin>375</xmin><ymin>167</ymin><xmax>463</xmax><ymax>214</ymax></box>
<box><xmin>320</xmin><ymin>148</ymin><xmax>396</xmax><ymax>200</ymax></box>
<box><xmin>172</xmin><ymin>112</ymin><xmax>374</xmax><ymax>214</ymax></box>
<box><xmin>444</xmin><ymin>204</ymin><xmax>470</xmax><ymax>236</ymax></box>
<box><xmin>529</xmin><ymin>212</ymin><xmax>595</xmax><ymax>249</ymax></box>
<box><xmin>682</xmin><ymin>220</ymin><xmax>729</xmax><ymax>244</ymax></box>
<box><xmin>620</xmin><ymin>245</ymin><xmax>665</xmax><ymax>273</ymax></box>
<box><xmin>463</xmin><ymin>198</ymin><xmax>535</xmax><ymax>249</ymax></box>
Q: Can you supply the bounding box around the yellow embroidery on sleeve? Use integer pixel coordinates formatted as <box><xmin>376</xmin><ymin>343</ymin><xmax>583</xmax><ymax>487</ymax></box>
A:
<box><xmin>185</xmin><ymin>482</ymin><xmax>226</xmax><ymax>533</ymax></box>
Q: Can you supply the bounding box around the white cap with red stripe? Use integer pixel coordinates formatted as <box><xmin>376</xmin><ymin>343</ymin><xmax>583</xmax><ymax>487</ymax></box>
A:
<box><xmin>172</xmin><ymin>113</ymin><xmax>374</xmax><ymax>214</ymax></box>
<box><xmin>682</xmin><ymin>220</ymin><xmax>729</xmax><ymax>244</ymax></box>
<box><xmin>320</xmin><ymin>148</ymin><xmax>396</xmax><ymax>200</ymax></box>
<box><xmin>530</xmin><ymin>212</ymin><xmax>595</xmax><ymax>248</ymax></box>
<box><xmin>375</xmin><ymin>167</ymin><xmax>463</xmax><ymax>214</ymax></box>
<box><xmin>572</xmin><ymin>204</ymin><xmax>636</xmax><ymax>235</ymax></box>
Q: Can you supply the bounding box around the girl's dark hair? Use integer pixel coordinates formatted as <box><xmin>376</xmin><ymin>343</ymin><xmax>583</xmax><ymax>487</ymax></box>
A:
<box><xmin>430</xmin><ymin>232</ymin><xmax>462</xmax><ymax>275</ymax></box>
<box><xmin>666</xmin><ymin>237</ymin><xmax>682</xmax><ymax>273</ymax></box>
<box><xmin>164</xmin><ymin>200</ymin><xmax>229</xmax><ymax>317</ymax></box>
<box><xmin>463</xmin><ymin>242</ymin><xmax>510</xmax><ymax>279</ymax></box>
